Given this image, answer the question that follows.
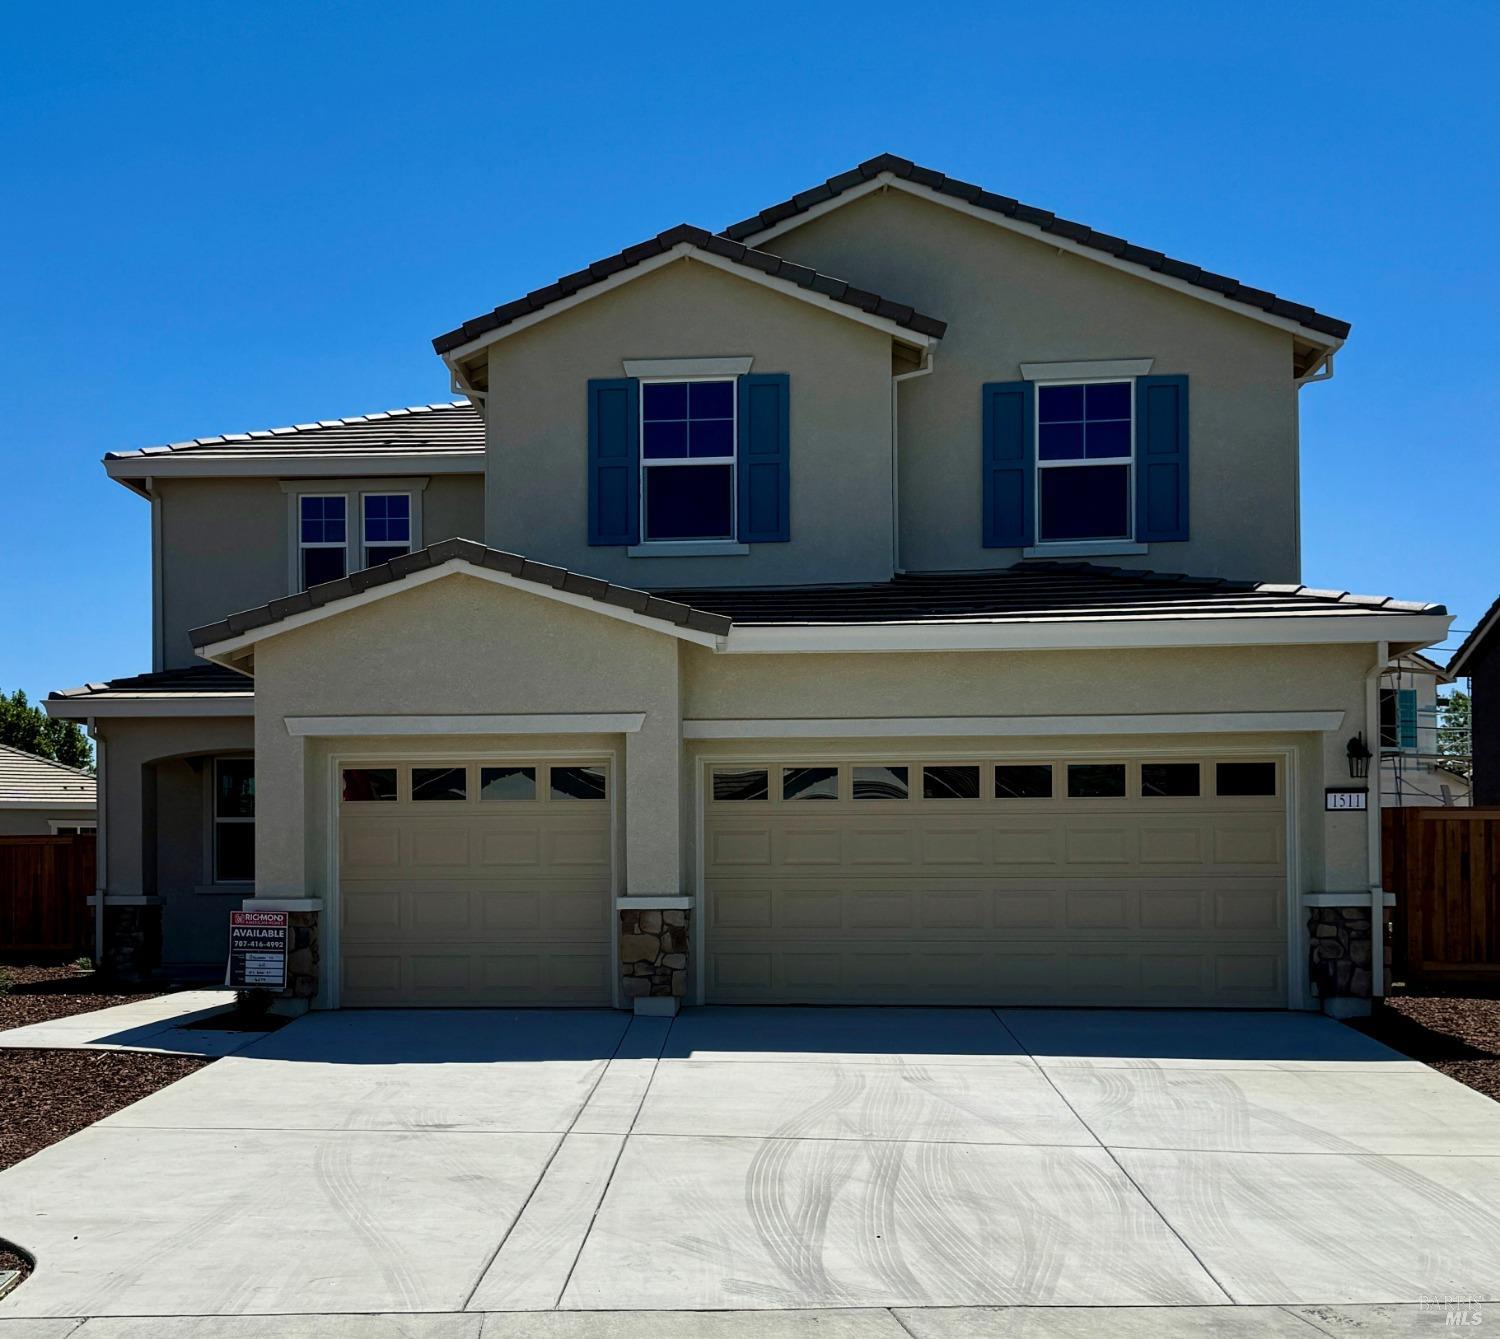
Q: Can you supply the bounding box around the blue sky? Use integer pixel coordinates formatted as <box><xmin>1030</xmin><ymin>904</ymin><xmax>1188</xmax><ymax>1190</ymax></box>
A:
<box><xmin>2</xmin><ymin>1</ymin><xmax>1496</xmax><ymax>706</ymax></box>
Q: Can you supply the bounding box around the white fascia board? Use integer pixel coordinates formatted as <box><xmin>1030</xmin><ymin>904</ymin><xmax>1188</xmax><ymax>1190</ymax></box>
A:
<box><xmin>739</xmin><ymin>174</ymin><xmax>1344</xmax><ymax>352</ymax></box>
<box><xmin>0</xmin><ymin>798</ymin><xmax>97</xmax><ymax>810</ymax></box>
<box><xmin>436</xmin><ymin>245</ymin><xmax>939</xmax><ymax>367</ymax></box>
<box><xmin>45</xmin><ymin>695</ymin><xmax>254</xmax><ymax>720</ymax></box>
<box><xmin>196</xmin><ymin>558</ymin><xmax>725</xmax><ymax>666</ymax></box>
<box><xmin>105</xmin><ymin>452</ymin><xmax>483</xmax><ymax>483</ymax></box>
<box><xmin>683</xmin><ymin>711</ymin><xmax>1344</xmax><ymax>740</ymax></box>
<box><xmin>285</xmin><ymin>712</ymin><xmax>645</xmax><ymax>737</ymax></box>
<box><xmin>720</xmin><ymin>612</ymin><xmax>1452</xmax><ymax>655</ymax></box>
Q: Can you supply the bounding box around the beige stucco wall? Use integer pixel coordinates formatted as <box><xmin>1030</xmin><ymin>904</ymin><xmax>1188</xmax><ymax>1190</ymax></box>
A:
<box><xmin>0</xmin><ymin>808</ymin><xmax>94</xmax><ymax>836</ymax></box>
<box><xmin>249</xmin><ymin>575</ymin><xmax>687</xmax><ymax>918</ymax></box>
<box><xmin>483</xmin><ymin>257</ymin><xmax>897</xmax><ymax>588</ymax></box>
<box><xmin>95</xmin><ymin>714</ymin><xmax>254</xmax><ymax>968</ymax></box>
<box><xmin>763</xmin><ymin>188</ymin><xmax>1303</xmax><ymax>581</ymax></box>
<box><xmin>155</xmin><ymin>473</ymin><xmax>484</xmax><ymax>668</ymax></box>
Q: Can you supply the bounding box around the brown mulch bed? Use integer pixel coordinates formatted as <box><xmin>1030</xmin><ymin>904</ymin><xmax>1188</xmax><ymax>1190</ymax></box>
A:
<box><xmin>0</xmin><ymin>1048</ymin><xmax>209</xmax><ymax>1173</ymax></box>
<box><xmin>1352</xmin><ymin>994</ymin><xmax>1500</xmax><ymax>1102</ymax></box>
<box><xmin>0</xmin><ymin>962</ymin><xmax>163</xmax><ymax>1031</ymax></box>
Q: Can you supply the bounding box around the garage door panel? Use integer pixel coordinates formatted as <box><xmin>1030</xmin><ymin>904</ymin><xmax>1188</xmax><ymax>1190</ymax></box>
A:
<box><xmin>340</xmin><ymin>760</ymin><xmax>611</xmax><ymax>1006</ymax></box>
<box><xmin>705</xmin><ymin>753</ymin><xmax>1288</xmax><ymax>1008</ymax></box>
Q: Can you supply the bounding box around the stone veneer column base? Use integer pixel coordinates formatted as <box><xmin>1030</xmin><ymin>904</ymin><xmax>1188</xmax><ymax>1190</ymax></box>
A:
<box><xmin>1308</xmin><ymin>906</ymin><xmax>1374</xmax><ymax>1011</ymax></box>
<box><xmin>619</xmin><ymin>906</ymin><xmax>690</xmax><ymax>1005</ymax></box>
<box><xmin>101</xmin><ymin>905</ymin><xmax>162</xmax><ymax>983</ymax></box>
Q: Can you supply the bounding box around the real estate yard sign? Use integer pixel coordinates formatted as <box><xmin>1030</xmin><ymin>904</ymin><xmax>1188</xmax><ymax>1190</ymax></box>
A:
<box><xmin>227</xmin><ymin>910</ymin><xmax>288</xmax><ymax>991</ymax></box>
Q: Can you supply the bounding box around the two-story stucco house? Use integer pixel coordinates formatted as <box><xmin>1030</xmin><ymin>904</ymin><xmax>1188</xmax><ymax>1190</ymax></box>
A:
<box><xmin>48</xmin><ymin>155</ymin><xmax>1450</xmax><ymax>1016</ymax></box>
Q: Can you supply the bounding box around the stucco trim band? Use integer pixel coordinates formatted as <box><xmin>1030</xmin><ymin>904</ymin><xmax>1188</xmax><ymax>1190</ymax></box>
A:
<box><xmin>285</xmin><ymin>713</ymin><xmax>646</xmax><ymax>737</ymax></box>
<box><xmin>683</xmin><ymin>711</ymin><xmax>1345</xmax><ymax>739</ymax></box>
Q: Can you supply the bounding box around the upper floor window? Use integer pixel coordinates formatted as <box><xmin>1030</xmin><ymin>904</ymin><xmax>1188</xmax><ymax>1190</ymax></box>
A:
<box><xmin>1380</xmin><ymin>687</ymin><xmax>1419</xmax><ymax>751</ymax></box>
<box><xmin>300</xmin><ymin>495</ymin><xmax>348</xmax><ymax>589</ymax></box>
<box><xmin>295</xmin><ymin>490</ymin><xmax>415</xmax><ymax>591</ymax></box>
<box><xmin>641</xmin><ymin>379</ymin><xmax>735</xmax><ymax>541</ymax></box>
<box><xmin>1036</xmin><ymin>381</ymin><xmax>1133</xmax><ymax>543</ymax></box>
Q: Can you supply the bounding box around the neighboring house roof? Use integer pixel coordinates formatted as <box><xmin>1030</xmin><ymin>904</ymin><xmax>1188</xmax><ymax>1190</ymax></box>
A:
<box><xmin>1388</xmin><ymin>650</ymin><xmax>1454</xmax><ymax>682</ymax></box>
<box><xmin>722</xmin><ymin>154</ymin><xmax>1350</xmax><ymax>344</ymax></box>
<box><xmin>0</xmin><ymin>745</ymin><xmax>96</xmax><ymax>810</ymax></box>
<box><xmin>1447</xmin><ymin>593</ymin><xmax>1500</xmax><ymax>677</ymax></box>
<box><xmin>186</xmin><ymin>538</ymin><xmax>1449</xmax><ymax>673</ymax></box>
<box><xmin>431</xmin><ymin>223</ymin><xmax>946</xmax><ymax>359</ymax></box>
<box><xmin>46</xmin><ymin>665</ymin><xmax>255</xmax><ymax>719</ymax></box>
<box><xmin>653</xmin><ymin>564</ymin><xmax>1447</xmax><ymax>625</ymax></box>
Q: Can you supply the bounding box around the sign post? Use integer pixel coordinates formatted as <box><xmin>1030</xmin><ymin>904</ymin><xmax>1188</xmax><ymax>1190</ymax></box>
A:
<box><xmin>227</xmin><ymin>910</ymin><xmax>289</xmax><ymax>991</ymax></box>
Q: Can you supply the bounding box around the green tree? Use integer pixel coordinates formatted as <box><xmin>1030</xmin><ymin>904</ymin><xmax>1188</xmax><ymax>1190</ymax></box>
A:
<box><xmin>1437</xmin><ymin>688</ymin><xmax>1472</xmax><ymax>780</ymax></box>
<box><xmin>0</xmin><ymin>689</ymin><xmax>93</xmax><ymax>772</ymax></box>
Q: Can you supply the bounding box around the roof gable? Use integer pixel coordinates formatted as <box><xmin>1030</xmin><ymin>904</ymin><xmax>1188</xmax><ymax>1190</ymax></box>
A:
<box><xmin>1448</xmin><ymin>593</ymin><xmax>1500</xmax><ymax>676</ymax></box>
<box><xmin>723</xmin><ymin>155</ymin><xmax>1349</xmax><ymax>346</ymax></box>
<box><xmin>431</xmin><ymin>224</ymin><xmax>945</xmax><ymax>362</ymax></box>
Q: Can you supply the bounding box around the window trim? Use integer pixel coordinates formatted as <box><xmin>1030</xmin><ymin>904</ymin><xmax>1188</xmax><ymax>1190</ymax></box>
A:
<box><xmin>1033</xmin><ymin>377</ymin><xmax>1136</xmax><ymax>547</ymax></box>
<box><xmin>638</xmin><ymin>376</ymin><xmax>738</xmax><ymax>544</ymax></box>
<box><xmin>210</xmin><ymin>755</ymin><xmax>255</xmax><ymax>886</ymax></box>
<box><xmin>297</xmin><ymin>493</ymin><xmax>350</xmax><ymax>591</ymax></box>
<box><xmin>360</xmin><ymin>491</ymin><xmax>415</xmax><ymax>569</ymax></box>
<box><xmin>281</xmin><ymin>478</ymin><xmax>428</xmax><ymax>594</ymax></box>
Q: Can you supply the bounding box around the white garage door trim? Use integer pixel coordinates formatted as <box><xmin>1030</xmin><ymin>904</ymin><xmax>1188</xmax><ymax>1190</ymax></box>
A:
<box><xmin>325</xmin><ymin>745</ymin><xmax>622</xmax><ymax>1009</ymax></box>
<box><xmin>692</xmin><ymin>742</ymin><xmax>1301</xmax><ymax>1009</ymax></box>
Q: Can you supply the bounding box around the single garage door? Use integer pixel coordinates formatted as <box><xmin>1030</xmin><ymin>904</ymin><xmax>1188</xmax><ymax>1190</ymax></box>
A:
<box><xmin>339</xmin><ymin>759</ymin><xmax>613</xmax><ymax>1006</ymax></box>
<box><xmin>704</xmin><ymin>754</ymin><xmax>1288</xmax><ymax>1007</ymax></box>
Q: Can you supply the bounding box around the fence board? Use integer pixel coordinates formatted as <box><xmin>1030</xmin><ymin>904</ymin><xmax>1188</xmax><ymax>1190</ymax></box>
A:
<box><xmin>0</xmin><ymin>835</ymin><xmax>95</xmax><ymax>954</ymax></box>
<box><xmin>1385</xmin><ymin>808</ymin><xmax>1500</xmax><ymax>985</ymax></box>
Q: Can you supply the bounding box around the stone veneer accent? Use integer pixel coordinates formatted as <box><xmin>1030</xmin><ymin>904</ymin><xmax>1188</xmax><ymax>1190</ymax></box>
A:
<box><xmin>100</xmin><ymin>905</ymin><xmax>162</xmax><ymax>983</ymax></box>
<box><xmin>1307</xmin><ymin>906</ymin><xmax>1374</xmax><ymax>999</ymax></box>
<box><xmin>619</xmin><ymin>907</ymin><xmax>690</xmax><ymax>999</ymax></box>
<box><xmin>285</xmin><ymin>911</ymin><xmax>320</xmax><ymax>1000</ymax></box>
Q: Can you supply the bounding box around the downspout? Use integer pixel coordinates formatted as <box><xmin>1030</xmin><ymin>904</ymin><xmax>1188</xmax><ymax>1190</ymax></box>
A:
<box><xmin>88</xmin><ymin>720</ymin><xmax>106</xmax><ymax>968</ymax></box>
<box><xmin>891</xmin><ymin>352</ymin><xmax>935</xmax><ymax>575</ymax></box>
<box><xmin>1364</xmin><ymin>641</ymin><xmax>1389</xmax><ymax>997</ymax></box>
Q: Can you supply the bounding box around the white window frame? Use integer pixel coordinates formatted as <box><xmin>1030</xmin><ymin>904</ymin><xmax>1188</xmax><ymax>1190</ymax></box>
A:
<box><xmin>360</xmin><ymin>491</ymin><xmax>415</xmax><ymax>569</ymax></box>
<box><xmin>638</xmin><ymin>377</ymin><xmax>738</xmax><ymax>545</ymax></box>
<box><xmin>211</xmin><ymin>755</ymin><xmax>255</xmax><ymax>886</ymax></box>
<box><xmin>48</xmin><ymin>820</ymin><xmax>96</xmax><ymax>835</ymax></box>
<box><xmin>281</xmin><ymin>478</ymin><xmax>428</xmax><ymax>594</ymax></box>
<box><xmin>297</xmin><ymin>493</ymin><xmax>350</xmax><ymax>592</ymax></box>
<box><xmin>1033</xmin><ymin>377</ymin><xmax>1136</xmax><ymax>548</ymax></box>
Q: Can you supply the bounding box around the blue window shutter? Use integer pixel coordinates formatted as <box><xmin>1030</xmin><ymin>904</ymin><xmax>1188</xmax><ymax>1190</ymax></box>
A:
<box><xmin>982</xmin><ymin>381</ymin><xmax>1034</xmax><ymax>548</ymax></box>
<box><xmin>1397</xmin><ymin>689</ymin><xmax>1419</xmax><ymax>750</ymax></box>
<box><xmin>737</xmin><ymin>373</ymin><xmax>790</xmax><ymax>543</ymax></box>
<box><xmin>587</xmin><ymin>378</ymin><xmax>639</xmax><ymax>546</ymax></box>
<box><xmin>1136</xmin><ymin>375</ymin><xmax>1189</xmax><ymax>542</ymax></box>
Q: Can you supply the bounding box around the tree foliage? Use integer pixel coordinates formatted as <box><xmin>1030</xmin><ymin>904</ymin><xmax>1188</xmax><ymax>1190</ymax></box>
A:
<box><xmin>1437</xmin><ymin>688</ymin><xmax>1472</xmax><ymax>780</ymax></box>
<box><xmin>0</xmin><ymin>689</ymin><xmax>94</xmax><ymax>772</ymax></box>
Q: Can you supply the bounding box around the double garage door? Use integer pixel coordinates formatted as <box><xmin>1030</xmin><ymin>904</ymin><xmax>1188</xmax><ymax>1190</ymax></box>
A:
<box><xmin>703</xmin><ymin>754</ymin><xmax>1289</xmax><ymax>1008</ymax></box>
<box><xmin>339</xmin><ymin>759</ymin><xmax>613</xmax><ymax>1006</ymax></box>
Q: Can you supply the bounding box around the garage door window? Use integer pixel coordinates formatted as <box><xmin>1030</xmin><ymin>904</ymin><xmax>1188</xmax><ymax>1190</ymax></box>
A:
<box><xmin>480</xmin><ymin>766</ymin><xmax>536</xmax><ymax>801</ymax></box>
<box><xmin>1067</xmin><ymin>763</ymin><xmax>1126</xmax><ymax>798</ymax></box>
<box><xmin>923</xmin><ymin>765</ymin><xmax>980</xmax><ymax>799</ymax></box>
<box><xmin>342</xmin><ymin>768</ymin><xmax>397</xmax><ymax>801</ymax></box>
<box><xmin>551</xmin><ymin>766</ymin><xmax>607</xmax><ymax>801</ymax></box>
<box><xmin>713</xmin><ymin>769</ymin><xmax>769</xmax><ymax>801</ymax></box>
<box><xmin>853</xmin><ymin>766</ymin><xmax>908</xmax><ymax>800</ymax></box>
<box><xmin>1216</xmin><ymin>762</ymin><xmax>1277</xmax><ymax>797</ymax></box>
<box><xmin>996</xmin><ymin>764</ymin><xmax>1052</xmax><ymax>799</ymax></box>
<box><xmin>1142</xmin><ymin>763</ymin><xmax>1200</xmax><ymax>797</ymax></box>
<box><xmin>413</xmin><ymin>767</ymin><xmax>467</xmax><ymax>801</ymax></box>
<box><xmin>784</xmin><ymin>767</ymin><xmax>839</xmax><ymax>801</ymax></box>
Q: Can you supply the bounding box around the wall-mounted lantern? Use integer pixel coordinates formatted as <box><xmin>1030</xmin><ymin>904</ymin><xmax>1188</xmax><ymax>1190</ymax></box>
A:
<box><xmin>1346</xmin><ymin>732</ymin><xmax>1372</xmax><ymax>780</ymax></box>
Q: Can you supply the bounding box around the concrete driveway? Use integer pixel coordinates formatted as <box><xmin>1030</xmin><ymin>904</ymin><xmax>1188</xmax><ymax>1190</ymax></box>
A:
<box><xmin>3</xmin><ymin>1005</ymin><xmax>1500</xmax><ymax>1331</ymax></box>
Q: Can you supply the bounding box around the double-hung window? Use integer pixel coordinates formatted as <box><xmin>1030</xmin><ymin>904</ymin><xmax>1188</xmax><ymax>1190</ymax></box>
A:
<box><xmin>296</xmin><ymin>491</ymin><xmax>414</xmax><ymax>590</ymax></box>
<box><xmin>213</xmin><ymin>757</ymin><xmax>255</xmax><ymax>883</ymax></box>
<box><xmin>1036</xmin><ymin>381</ymin><xmax>1133</xmax><ymax>543</ymax></box>
<box><xmin>640</xmin><ymin>379</ymin><xmax>736</xmax><ymax>541</ymax></box>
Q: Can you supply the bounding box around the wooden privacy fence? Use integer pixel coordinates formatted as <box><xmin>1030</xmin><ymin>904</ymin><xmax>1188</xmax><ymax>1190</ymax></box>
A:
<box><xmin>1384</xmin><ymin>807</ymin><xmax>1500</xmax><ymax>986</ymax></box>
<box><xmin>0</xmin><ymin>835</ymin><xmax>95</xmax><ymax>955</ymax></box>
